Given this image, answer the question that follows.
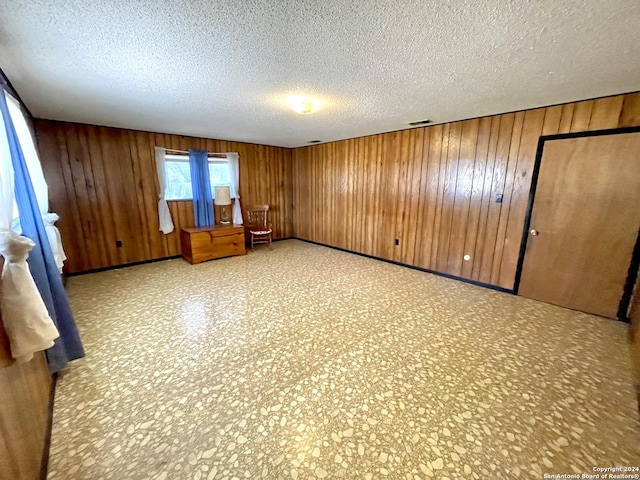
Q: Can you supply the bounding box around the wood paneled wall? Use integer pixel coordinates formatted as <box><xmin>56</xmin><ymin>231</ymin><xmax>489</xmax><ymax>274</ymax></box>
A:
<box><xmin>631</xmin><ymin>269</ymin><xmax>640</xmax><ymax>376</ymax></box>
<box><xmin>0</xmin><ymin>256</ymin><xmax>52</xmax><ymax>480</ymax></box>
<box><xmin>33</xmin><ymin>94</ymin><xmax>640</xmax><ymax>283</ymax></box>
<box><xmin>35</xmin><ymin>120</ymin><xmax>294</xmax><ymax>273</ymax></box>
<box><xmin>293</xmin><ymin>93</ymin><xmax>640</xmax><ymax>290</ymax></box>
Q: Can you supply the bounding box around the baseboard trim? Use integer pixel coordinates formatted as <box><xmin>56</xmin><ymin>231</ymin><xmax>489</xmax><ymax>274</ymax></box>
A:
<box><xmin>291</xmin><ymin>237</ymin><xmax>514</xmax><ymax>294</ymax></box>
<box><xmin>40</xmin><ymin>372</ymin><xmax>58</xmax><ymax>480</ymax></box>
<box><xmin>66</xmin><ymin>255</ymin><xmax>182</xmax><ymax>277</ymax></box>
<box><xmin>66</xmin><ymin>237</ymin><xmax>296</xmax><ymax>276</ymax></box>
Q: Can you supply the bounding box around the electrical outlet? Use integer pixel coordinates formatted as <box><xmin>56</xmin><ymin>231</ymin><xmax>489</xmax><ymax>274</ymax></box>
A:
<box><xmin>116</xmin><ymin>240</ymin><xmax>123</xmax><ymax>248</ymax></box>
<box><xmin>496</xmin><ymin>193</ymin><xmax>503</xmax><ymax>203</ymax></box>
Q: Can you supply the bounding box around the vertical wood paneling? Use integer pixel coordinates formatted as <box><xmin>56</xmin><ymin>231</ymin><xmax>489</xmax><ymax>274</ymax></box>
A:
<box><xmin>292</xmin><ymin>92</ymin><xmax>640</xmax><ymax>290</ymax></box>
<box><xmin>378</xmin><ymin>133</ymin><xmax>399</xmax><ymax>260</ymax></box>
<box><xmin>371</xmin><ymin>136</ymin><xmax>384</xmax><ymax>258</ymax></box>
<box><xmin>471</xmin><ymin>115</ymin><xmax>501</xmax><ymax>281</ymax></box>
<box><xmin>588</xmin><ymin>96</ymin><xmax>624</xmax><ymax>130</ymax></box>
<box><xmin>411</xmin><ymin>128</ymin><xmax>432</xmax><ymax>268</ymax></box>
<box><xmin>619</xmin><ymin>92</ymin><xmax>640</xmax><ymax>127</ymax></box>
<box><xmin>353</xmin><ymin>138</ymin><xmax>364</xmax><ymax>254</ymax></box>
<box><xmin>403</xmin><ymin>129</ymin><xmax>425</xmax><ymax>265</ymax></box>
<box><xmin>478</xmin><ymin>114</ymin><xmax>514</xmax><ymax>285</ymax></box>
<box><xmin>393</xmin><ymin>130</ymin><xmax>411</xmax><ymax>263</ymax></box>
<box><xmin>99</xmin><ymin>126</ymin><xmax>135</xmax><ymax>266</ymax></box>
<box><xmin>490</xmin><ymin>111</ymin><xmax>524</xmax><ymax>286</ymax></box>
<box><xmin>498</xmin><ymin>108</ymin><xmax>546</xmax><ymax>287</ymax></box>
<box><xmin>541</xmin><ymin>105</ymin><xmax>563</xmax><ymax>136</ymax></box>
<box><xmin>0</xmin><ymin>351</ymin><xmax>51</xmax><ymax>480</ymax></box>
<box><xmin>127</xmin><ymin>130</ymin><xmax>151</xmax><ymax>261</ymax></box>
<box><xmin>38</xmin><ymin>122</ymin><xmax>82</xmax><ymax>273</ymax></box>
<box><xmin>430</xmin><ymin>123</ymin><xmax>450</xmax><ymax>270</ymax></box>
<box><xmin>631</xmin><ymin>270</ymin><xmax>640</xmax><ymax>376</ymax></box>
<box><xmin>461</xmin><ymin>116</ymin><xmax>492</xmax><ymax>279</ymax></box>
<box><xmin>36</xmin><ymin>120</ymin><xmax>294</xmax><ymax>273</ymax></box>
<box><xmin>66</xmin><ymin>124</ymin><xmax>105</xmax><ymax>269</ymax></box>
<box><xmin>447</xmin><ymin>119</ymin><xmax>479</xmax><ymax>276</ymax></box>
<box><xmin>53</xmin><ymin>125</ymin><xmax>87</xmax><ymax>272</ymax></box>
<box><xmin>85</xmin><ymin>125</ymin><xmax>115</xmax><ymax>267</ymax></box>
<box><xmin>0</xmin><ymin>256</ymin><xmax>52</xmax><ymax>480</ymax></box>
<box><xmin>437</xmin><ymin>122</ymin><xmax>462</xmax><ymax>273</ymax></box>
<box><xmin>558</xmin><ymin>103</ymin><xmax>575</xmax><ymax>134</ymax></box>
<box><xmin>336</xmin><ymin>141</ymin><xmax>345</xmax><ymax>249</ymax></box>
<box><xmin>570</xmin><ymin>100</ymin><xmax>594</xmax><ymax>132</ymax></box>
<box><xmin>415</xmin><ymin>125</ymin><xmax>441</xmax><ymax>270</ymax></box>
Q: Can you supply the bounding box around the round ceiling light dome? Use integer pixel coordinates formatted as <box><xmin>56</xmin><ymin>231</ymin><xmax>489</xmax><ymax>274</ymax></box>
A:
<box><xmin>288</xmin><ymin>96</ymin><xmax>320</xmax><ymax>114</ymax></box>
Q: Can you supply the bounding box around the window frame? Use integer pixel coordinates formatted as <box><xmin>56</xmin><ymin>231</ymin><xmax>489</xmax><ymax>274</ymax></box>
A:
<box><xmin>5</xmin><ymin>91</ymin><xmax>49</xmax><ymax>229</ymax></box>
<box><xmin>164</xmin><ymin>154</ymin><xmax>234</xmax><ymax>201</ymax></box>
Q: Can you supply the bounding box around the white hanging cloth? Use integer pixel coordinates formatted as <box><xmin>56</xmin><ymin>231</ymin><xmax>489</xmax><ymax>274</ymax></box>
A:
<box><xmin>0</xmin><ymin>232</ymin><xmax>59</xmax><ymax>362</ymax></box>
<box><xmin>43</xmin><ymin>213</ymin><xmax>67</xmax><ymax>273</ymax></box>
<box><xmin>6</xmin><ymin>92</ymin><xmax>69</xmax><ymax>273</ymax></box>
<box><xmin>155</xmin><ymin>146</ymin><xmax>174</xmax><ymax>234</ymax></box>
<box><xmin>0</xmin><ymin>99</ymin><xmax>59</xmax><ymax>363</ymax></box>
<box><xmin>227</xmin><ymin>152</ymin><xmax>243</xmax><ymax>225</ymax></box>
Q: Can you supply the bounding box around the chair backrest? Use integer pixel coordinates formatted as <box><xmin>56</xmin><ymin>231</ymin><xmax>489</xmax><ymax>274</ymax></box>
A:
<box><xmin>246</xmin><ymin>204</ymin><xmax>269</xmax><ymax>229</ymax></box>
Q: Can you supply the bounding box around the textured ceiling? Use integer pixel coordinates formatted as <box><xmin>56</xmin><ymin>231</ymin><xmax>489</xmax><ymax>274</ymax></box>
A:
<box><xmin>1</xmin><ymin>1</ymin><xmax>639</xmax><ymax>148</ymax></box>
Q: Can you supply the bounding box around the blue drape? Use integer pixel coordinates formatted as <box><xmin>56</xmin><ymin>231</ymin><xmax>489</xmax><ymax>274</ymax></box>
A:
<box><xmin>189</xmin><ymin>149</ymin><xmax>214</xmax><ymax>226</ymax></box>
<box><xmin>0</xmin><ymin>91</ymin><xmax>84</xmax><ymax>373</ymax></box>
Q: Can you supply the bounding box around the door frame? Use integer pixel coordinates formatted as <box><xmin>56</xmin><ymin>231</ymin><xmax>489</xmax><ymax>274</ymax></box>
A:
<box><xmin>513</xmin><ymin>126</ymin><xmax>640</xmax><ymax>322</ymax></box>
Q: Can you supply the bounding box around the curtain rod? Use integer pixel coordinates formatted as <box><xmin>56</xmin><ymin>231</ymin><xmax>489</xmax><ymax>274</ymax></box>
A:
<box><xmin>163</xmin><ymin>147</ymin><xmax>227</xmax><ymax>156</ymax></box>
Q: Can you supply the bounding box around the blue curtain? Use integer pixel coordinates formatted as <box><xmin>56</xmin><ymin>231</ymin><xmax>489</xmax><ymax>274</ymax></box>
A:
<box><xmin>189</xmin><ymin>149</ymin><xmax>214</xmax><ymax>226</ymax></box>
<box><xmin>0</xmin><ymin>91</ymin><xmax>84</xmax><ymax>373</ymax></box>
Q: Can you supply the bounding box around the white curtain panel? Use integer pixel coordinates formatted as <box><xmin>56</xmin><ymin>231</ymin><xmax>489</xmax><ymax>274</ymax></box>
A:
<box><xmin>6</xmin><ymin>94</ymin><xmax>47</xmax><ymax>215</ymax></box>
<box><xmin>0</xmin><ymin>94</ymin><xmax>59</xmax><ymax>362</ymax></box>
<box><xmin>43</xmin><ymin>213</ymin><xmax>67</xmax><ymax>273</ymax></box>
<box><xmin>6</xmin><ymin>93</ymin><xmax>67</xmax><ymax>270</ymax></box>
<box><xmin>227</xmin><ymin>152</ymin><xmax>243</xmax><ymax>225</ymax></box>
<box><xmin>0</xmin><ymin>102</ymin><xmax>15</xmax><ymax>231</ymax></box>
<box><xmin>154</xmin><ymin>146</ymin><xmax>174</xmax><ymax>234</ymax></box>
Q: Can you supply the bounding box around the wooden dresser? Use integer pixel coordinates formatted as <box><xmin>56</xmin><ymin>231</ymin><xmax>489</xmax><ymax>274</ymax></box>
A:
<box><xmin>180</xmin><ymin>224</ymin><xmax>246</xmax><ymax>264</ymax></box>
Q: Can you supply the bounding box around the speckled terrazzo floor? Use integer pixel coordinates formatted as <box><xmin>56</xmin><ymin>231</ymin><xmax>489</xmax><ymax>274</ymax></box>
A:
<box><xmin>48</xmin><ymin>240</ymin><xmax>640</xmax><ymax>480</ymax></box>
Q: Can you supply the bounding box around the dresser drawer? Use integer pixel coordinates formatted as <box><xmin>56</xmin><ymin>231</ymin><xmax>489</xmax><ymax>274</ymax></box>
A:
<box><xmin>192</xmin><ymin>233</ymin><xmax>244</xmax><ymax>263</ymax></box>
<box><xmin>190</xmin><ymin>231</ymin><xmax>214</xmax><ymax>248</ymax></box>
<box><xmin>181</xmin><ymin>226</ymin><xmax>246</xmax><ymax>264</ymax></box>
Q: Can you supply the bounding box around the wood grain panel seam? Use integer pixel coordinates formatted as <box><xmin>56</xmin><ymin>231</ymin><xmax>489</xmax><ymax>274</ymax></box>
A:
<box><xmin>440</xmin><ymin>123</ymin><xmax>464</xmax><ymax>272</ymax></box>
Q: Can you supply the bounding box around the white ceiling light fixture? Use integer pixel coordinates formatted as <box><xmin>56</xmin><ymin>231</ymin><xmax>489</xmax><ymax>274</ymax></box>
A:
<box><xmin>288</xmin><ymin>96</ymin><xmax>320</xmax><ymax>114</ymax></box>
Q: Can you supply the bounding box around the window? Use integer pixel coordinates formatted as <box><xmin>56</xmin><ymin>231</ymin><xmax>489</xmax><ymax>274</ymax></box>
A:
<box><xmin>0</xmin><ymin>93</ymin><xmax>17</xmax><ymax>229</ymax></box>
<box><xmin>165</xmin><ymin>154</ymin><xmax>235</xmax><ymax>200</ymax></box>
<box><xmin>3</xmin><ymin>92</ymin><xmax>49</xmax><ymax>231</ymax></box>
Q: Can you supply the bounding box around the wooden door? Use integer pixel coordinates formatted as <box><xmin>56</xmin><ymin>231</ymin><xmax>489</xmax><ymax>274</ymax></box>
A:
<box><xmin>518</xmin><ymin>132</ymin><xmax>640</xmax><ymax>319</ymax></box>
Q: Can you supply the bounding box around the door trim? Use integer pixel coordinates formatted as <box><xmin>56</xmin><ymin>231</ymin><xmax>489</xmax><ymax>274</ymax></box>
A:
<box><xmin>513</xmin><ymin>126</ymin><xmax>640</xmax><ymax>321</ymax></box>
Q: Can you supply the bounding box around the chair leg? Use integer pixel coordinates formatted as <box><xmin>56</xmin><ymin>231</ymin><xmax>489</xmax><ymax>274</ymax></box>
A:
<box><xmin>251</xmin><ymin>234</ymin><xmax>254</xmax><ymax>250</ymax></box>
<box><xmin>269</xmin><ymin>233</ymin><xmax>273</xmax><ymax>250</ymax></box>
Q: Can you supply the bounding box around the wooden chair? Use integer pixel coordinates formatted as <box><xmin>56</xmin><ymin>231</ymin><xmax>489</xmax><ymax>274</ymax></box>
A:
<box><xmin>245</xmin><ymin>205</ymin><xmax>272</xmax><ymax>250</ymax></box>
